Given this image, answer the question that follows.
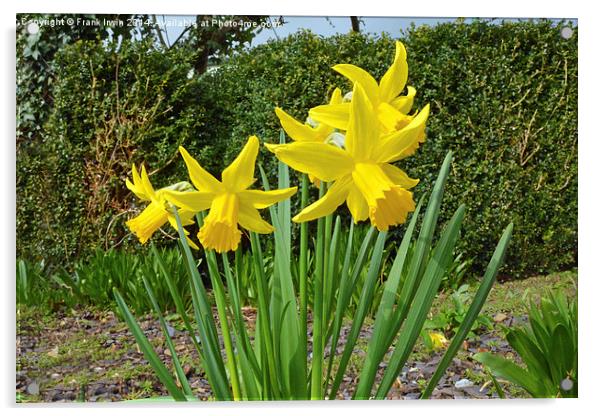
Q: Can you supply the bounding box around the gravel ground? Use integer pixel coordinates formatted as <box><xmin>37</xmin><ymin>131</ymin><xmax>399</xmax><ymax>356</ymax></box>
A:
<box><xmin>16</xmin><ymin>305</ymin><xmax>524</xmax><ymax>402</ymax></box>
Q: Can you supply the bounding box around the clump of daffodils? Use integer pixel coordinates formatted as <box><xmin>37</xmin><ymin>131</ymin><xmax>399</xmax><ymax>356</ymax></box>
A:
<box><xmin>125</xmin><ymin>40</ymin><xmax>429</xmax><ymax>251</ymax></box>
<box><xmin>269</xmin><ymin>40</ymin><xmax>429</xmax><ymax>231</ymax></box>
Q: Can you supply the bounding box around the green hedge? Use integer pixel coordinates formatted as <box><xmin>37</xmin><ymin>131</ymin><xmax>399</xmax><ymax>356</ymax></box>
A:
<box><xmin>16</xmin><ymin>38</ymin><xmax>210</xmax><ymax>264</ymax></box>
<box><xmin>198</xmin><ymin>20</ymin><xmax>577</xmax><ymax>277</ymax></box>
<box><xmin>17</xmin><ymin>20</ymin><xmax>577</xmax><ymax>278</ymax></box>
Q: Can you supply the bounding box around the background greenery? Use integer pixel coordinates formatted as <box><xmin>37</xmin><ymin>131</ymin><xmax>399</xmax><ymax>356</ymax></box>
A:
<box><xmin>16</xmin><ymin>19</ymin><xmax>577</xmax><ymax>279</ymax></box>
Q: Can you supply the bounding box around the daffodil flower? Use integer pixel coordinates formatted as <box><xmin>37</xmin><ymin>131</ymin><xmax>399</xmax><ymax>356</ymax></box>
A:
<box><xmin>275</xmin><ymin>88</ymin><xmax>345</xmax><ymax>187</ymax></box>
<box><xmin>309</xmin><ymin>41</ymin><xmax>424</xmax><ymax>151</ymax></box>
<box><xmin>125</xmin><ymin>164</ymin><xmax>199</xmax><ymax>249</ymax></box>
<box><xmin>275</xmin><ymin>88</ymin><xmax>343</xmax><ymax>144</ymax></box>
<box><xmin>163</xmin><ymin>136</ymin><xmax>297</xmax><ymax>253</ymax></box>
<box><xmin>266</xmin><ymin>82</ymin><xmax>429</xmax><ymax>231</ymax></box>
<box><xmin>428</xmin><ymin>331</ymin><xmax>449</xmax><ymax>350</ymax></box>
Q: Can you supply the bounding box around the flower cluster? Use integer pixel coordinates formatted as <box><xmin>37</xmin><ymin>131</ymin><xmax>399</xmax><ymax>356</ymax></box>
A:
<box><xmin>269</xmin><ymin>41</ymin><xmax>429</xmax><ymax>231</ymax></box>
<box><xmin>125</xmin><ymin>41</ymin><xmax>429</xmax><ymax>252</ymax></box>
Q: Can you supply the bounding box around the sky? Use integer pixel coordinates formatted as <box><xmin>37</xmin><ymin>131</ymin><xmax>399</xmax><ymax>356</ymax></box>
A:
<box><xmin>158</xmin><ymin>15</ymin><xmax>577</xmax><ymax>49</ymax></box>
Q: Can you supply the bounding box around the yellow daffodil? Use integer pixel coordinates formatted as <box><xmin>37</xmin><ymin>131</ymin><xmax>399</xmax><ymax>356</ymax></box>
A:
<box><xmin>163</xmin><ymin>136</ymin><xmax>297</xmax><ymax>253</ymax></box>
<box><xmin>125</xmin><ymin>164</ymin><xmax>199</xmax><ymax>249</ymax></box>
<box><xmin>266</xmin><ymin>82</ymin><xmax>429</xmax><ymax>231</ymax></box>
<box><xmin>309</xmin><ymin>41</ymin><xmax>424</xmax><ymax>152</ymax></box>
<box><xmin>275</xmin><ymin>88</ymin><xmax>345</xmax><ymax>186</ymax></box>
<box><xmin>275</xmin><ymin>88</ymin><xmax>344</xmax><ymax>145</ymax></box>
<box><xmin>428</xmin><ymin>331</ymin><xmax>449</xmax><ymax>350</ymax></box>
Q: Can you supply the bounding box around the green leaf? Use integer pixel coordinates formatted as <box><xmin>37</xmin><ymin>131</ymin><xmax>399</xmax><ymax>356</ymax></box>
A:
<box><xmin>422</xmin><ymin>223</ymin><xmax>513</xmax><ymax>398</ymax></box>
<box><xmin>474</xmin><ymin>352</ymin><xmax>548</xmax><ymax>397</ymax></box>
<box><xmin>113</xmin><ymin>288</ymin><xmax>187</xmax><ymax>401</ymax></box>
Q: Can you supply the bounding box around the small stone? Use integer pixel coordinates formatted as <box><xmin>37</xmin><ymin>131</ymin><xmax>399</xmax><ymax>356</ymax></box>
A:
<box><xmin>26</xmin><ymin>381</ymin><xmax>39</xmax><ymax>395</ymax></box>
<box><xmin>455</xmin><ymin>378</ymin><xmax>474</xmax><ymax>389</ymax></box>
<box><xmin>50</xmin><ymin>373</ymin><xmax>61</xmax><ymax>380</ymax></box>
<box><xmin>47</xmin><ymin>346</ymin><xmax>59</xmax><ymax>358</ymax></box>
<box><xmin>93</xmin><ymin>367</ymin><xmax>104</xmax><ymax>373</ymax></box>
<box><xmin>493</xmin><ymin>313</ymin><xmax>508</xmax><ymax>323</ymax></box>
<box><xmin>166</xmin><ymin>324</ymin><xmax>176</xmax><ymax>337</ymax></box>
<box><xmin>51</xmin><ymin>391</ymin><xmax>64</xmax><ymax>401</ymax></box>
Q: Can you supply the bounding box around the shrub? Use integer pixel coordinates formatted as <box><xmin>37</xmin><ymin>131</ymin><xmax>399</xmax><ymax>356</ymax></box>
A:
<box><xmin>17</xmin><ymin>38</ymin><xmax>209</xmax><ymax>265</ymax></box>
<box><xmin>198</xmin><ymin>20</ymin><xmax>577</xmax><ymax>277</ymax></box>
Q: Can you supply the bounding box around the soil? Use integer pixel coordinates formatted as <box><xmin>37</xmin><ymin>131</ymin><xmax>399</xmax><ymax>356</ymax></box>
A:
<box><xmin>16</xmin><ymin>271</ymin><xmax>577</xmax><ymax>402</ymax></box>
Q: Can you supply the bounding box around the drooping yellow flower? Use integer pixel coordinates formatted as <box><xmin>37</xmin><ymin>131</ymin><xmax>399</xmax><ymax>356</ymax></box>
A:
<box><xmin>163</xmin><ymin>136</ymin><xmax>297</xmax><ymax>253</ymax></box>
<box><xmin>125</xmin><ymin>164</ymin><xmax>199</xmax><ymax>249</ymax></box>
<box><xmin>266</xmin><ymin>82</ymin><xmax>429</xmax><ymax>231</ymax></box>
<box><xmin>428</xmin><ymin>331</ymin><xmax>449</xmax><ymax>350</ymax></box>
<box><xmin>309</xmin><ymin>41</ymin><xmax>424</xmax><ymax>155</ymax></box>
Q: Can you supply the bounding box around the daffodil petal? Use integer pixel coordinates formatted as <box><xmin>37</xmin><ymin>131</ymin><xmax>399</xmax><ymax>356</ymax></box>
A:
<box><xmin>390</xmin><ymin>86</ymin><xmax>416</xmax><ymax>114</ymax></box>
<box><xmin>238</xmin><ymin>203</ymin><xmax>274</xmax><ymax>234</ymax></box>
<box><xmin>126</xmin><ymin>201</ymin><xmax>169</xmax><ymax>244</ymax></box>
<box><xmin>351</xmin><ymin>163</ymin><xmax>395</xmax><ymax>206</ymax></box>
<box><xmin>381</xmin><ymin>164</ymin><xmax>420</xmax><ymax>189</ymax></box>
<box><xmin>239</xmin><ymin>187</ymin><xmax>297</xmax><ymax>209</ymax></box>
<box><xmin>293</xmin><ymin>176</ymin><xmax>351</xmax><ymax>223</ymax></box>
<box><xmin>139</xmin><ymin>165</ymin><xmax>156</xmax><ymax>197</ymax></box>
<box><xmin>379</xmin><ymin>41</ymin><xmax>408</xmax><ymax>103</ymax></box>
<box><xmin>126</xmin><ymin>178</ymin><xmax>149</xmax><ymax>201</ymax></box>
<box><xmin>166</xmin><ymin>208</ymin><xmax>196</xmax><ymax>230</ymax></box>
<box><xmin>275</xmin><ymin>107</ymin><xmax>322</xmax><ymax>142</ymax></box>
<box><xmin>374</xmin><ymin>104</ymin><xmax>430</xmax><ymax>163</ymax></box>
<box><xmin>376</xmin><ymin>102</ymin><xmax>412</xmax><ymax>133</ymax></box>
<box><xmin>185</xmin><ymin>235</ymin><xmax>200</xmax><ymax>250</ymax></box>
<box><xmin>265</xmin><ymin>142</ymin><xmax>353</xmax><ymax>182</ymax></box>
<box><xmin>179</xmin><ymin>146</ymin><xmax>223</xmax><ymax>193</ymax></box>
<box><xmin>346</xmin><ymin>83</ymin><xmax>380</xmax><ymax>160</ymax></box>
<box><xmin>346</xmin><ymin>183</ymin><xmax>369</xmax><ymax>222</ymax></box>
<box><xmin>162</xmin><ymin>190</ymin><xmax>215</xmax><ymax>212</ymax></box>
<box><xmin>330</xmin><ymin>87</ymin><xmax>343</xmax><ymax>105</ymax></box>
<box><xmin>308</xmin><ymin>103</ymin><xmax>350</xmax><ymax>131</ymax></box>
<box><xmin>333</xmin><ymin>64</ymin><xmax>380</xmax><ymax>104</ymax></box>
<box><xmin>222</xmin><ymin>135</ymin><xmax>259</xmax><ymax>192</ymax></box>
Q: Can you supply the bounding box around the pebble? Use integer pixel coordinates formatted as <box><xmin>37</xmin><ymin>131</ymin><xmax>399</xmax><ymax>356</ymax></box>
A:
<box><xmin>454</xmin><ymin>378</ymin><xmax>474</xmax><ymax>389</ymax></box>
<box><xmin>26</xmin><ymin>381</ymin><xmax>39</xmax><ymax>395</ymax></box>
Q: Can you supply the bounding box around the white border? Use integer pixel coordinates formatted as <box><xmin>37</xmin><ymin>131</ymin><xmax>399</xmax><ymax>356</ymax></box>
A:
<box><xmin>3</xmin><ymin>1</ymin><xmax>599</xmax><ymax>415</ymax></box>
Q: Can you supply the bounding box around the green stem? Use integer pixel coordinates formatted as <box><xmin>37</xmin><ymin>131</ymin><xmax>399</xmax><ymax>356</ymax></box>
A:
<box><xmin>250</xmin><ymin>232</ymin><xmax>281</xmax><ymax>399</ymax></box>
<box><xmin>310</xmin><ymin>182</ymin><xmax>327</xmax><ymax>400</ymax></box>
<box><xmin>205</xmin><ymin>250</ymin><xmax>241</xmax><ymax>400</ymax></box>
<box><xmin>298</xmin><ymin>174</ymin><xmax>309</xmax><ymax>391</ymax></box>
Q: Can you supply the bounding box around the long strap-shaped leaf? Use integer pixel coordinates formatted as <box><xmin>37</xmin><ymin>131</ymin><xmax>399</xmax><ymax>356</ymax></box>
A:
<box><xmin>113</xmin><ymin>288</ymin><xmax>187</xmax><ymax>401</ymax></box>
<box><xmin>260</xmin><ymin>162</ymin><xmax>304</xmax><ymax>399</ymax></box>
<box><xmin>421</xmin><ymin>223</ymin><xmax>513</xmax><ymax>398</ymax></box>
<box><xmin>374</xmin><ymin>204</ymin><xmax>466</xmax><ymax>399</ymax></box>
<box><xmin>386</xmin><ymin>151</ymin><xmax>454</xmax><ymax>348</ymax></box>
<box><xmin>141</xmin><ymin>276</ymin><xmax>194</xmax><ymax>396</ymax></box>
<box><xmin>150</xmin><ymin>244</ymin><xmax>203</xmax><ymax>358</ymax></box>
<box><xmin>473</xmin><ymin>352</ymin><xmax>547</xmax><ymax>397</ymax></box>
<box><xmin>176</xmin><ymin>209</ymin><xmax>232</xmax><ymax>400</ymax></box>
<box><xmin>327</xmin><ymin>230</ymin><xmax>387</xmax><ymax>398</ymax></box>
<box><xmin>353</xmin><ymin>195</ymin><xmax>425</xmax><ymax>399</ymax></box>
